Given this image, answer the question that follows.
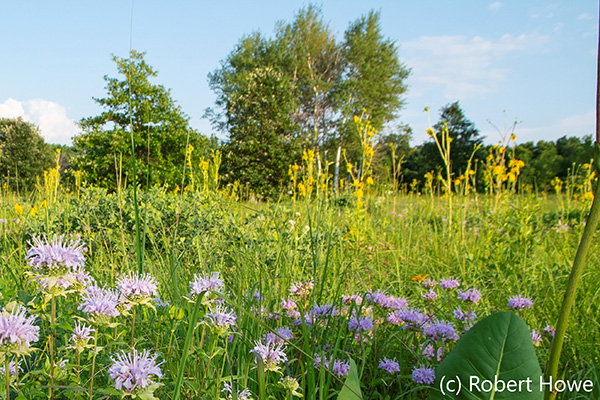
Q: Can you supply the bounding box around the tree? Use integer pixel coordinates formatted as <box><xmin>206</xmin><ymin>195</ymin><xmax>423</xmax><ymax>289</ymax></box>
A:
<box><xmin>0</xmin><ymin>117</ymin><xmax>54</xmax><ymax>192</ymax></box>
<box><xmin>74</xmin><ymin>50</ymin><xmax>209</xmax><ymax>188</ymax></box>
<box><xmin>421</xmin><ymin>102</ymin><xmax>483</xmax><ymax>177</ymax></box>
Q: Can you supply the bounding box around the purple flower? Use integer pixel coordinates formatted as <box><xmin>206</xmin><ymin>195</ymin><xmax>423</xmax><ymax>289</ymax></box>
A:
<box><xmin>531</xmin><ymin>330</ymin><xmax>542</xmax><ymax>346</ymax></box>
<box><xmin>422</xmin><ymin>279</ymin><xmax>438</xmax><ymax>288</ymax></box>
<box><xmin>289</xmin><ymin>280</ymin><xmax>314</xmax><ymax>296</ymax></box>
<box><xmin>26</xmin><ymin>235</ymin><xmax>85</xmax><ymax>274</ymax></box>
<box><xmin>251</xmin><ymin>340</ymin><xmax>287</xmax><ymax>372</ymax></box>
<box><xmin>422</xmin><ymin>343</ymin><xmax>435</xmax><ymax>361</ymax></box>
<box><xmin>280</xmin><ymin>298</ymin><xmax>297</xmax><ymax>310</ymax></box>
<box><xmin>311</xmin><ymin>304</ymin><xmax>337</xmax><ymax>318</ymax></box>
<box><xmin>341</xmin><ymin>294</ymin><xmax>363</xmax><ymax>306</ymax></box>
<box><xmin>457</xmin><ymin>288</ymin><xmax>482</xmax><ymax>304</ymax></box>
<box><xmin>222</xmin><ymin>382</ymin><xmax>252</xmax><ymax>400</ymax></box>
<box><xmin>378</xmin><ymin>358</ymin><xmax>400</xmax><ymax>373</ymax></box>
<box><xmin>117</xmin><ymin>272</ymin><xmax>159</xmax><ymax>301</ymax></box>
<box><xmin>78</xmin><ymin>286</ymin><xmax>120</xmax><ymax>325</ymax></box>
<box><xmin>381</xmin><ymin>295</ymin><xmax>408</xmax><ymax>309</ymax></box>
<box><xmin>108</xmin><ymin>349</ymin><xmax>163</xmax><ymax>394</ymax></box>
<box><xmin>544</xmin><ymin>323</ymin><xmax>556</xmax><ymax>337</ymax></box>
<box><xmin>70</xmin><ymin>321</ymin><xmax>94</xmax><ymax>350</ymax></box>
<box><xmin>365</xmin><ymin>290</ymin><xmax>388</xmax><ymax>306</ymax></box>
<box><xmin>387</xmin><ymin>308</ymin><xmax>427</xmax><ymax>328</ymax></box>
<box><xmin>189</xmin><ymin>272</ymin><xmax>224</xmax><ymax>299</ymax></box>
<box><xmin>508</xmin><ymin>295</ymin><xmax>533</xmax><ymax>310</ymax></box>
<box><xmin>0</xmin><ymin>359</ymin><xmax>20</xmax><ymax>377</ymax></box>
<box><xmin>205</xmin><ymin>305</ymin><xmax>237</xmax><ymax>336</ymax></box>
<box><xmin>348</xmin><ymin>315</ymin><xmax>374</xmax><ymax>332</ymax></box>
<box><xmin>265</xmin><ymin>326</ymin><xmax>294</xmax><ymax>345</ymax></box>
<box><xmin>412</xmin><ymin>366</ymin><xmax>436</xmax><ymax>385</ymax></box>
<box><xmin>422</xmin><ymin>289</ymin><xmax>438</xmax><ymax>301</ymax></box>
<box><xmin>453</xmin><ymin>307</ymin><xmax>477</xmax><ymax>322</ymax></box>
<box><xmin>440</xmin><ymin>278</ymin><xmax>460</xmax><ymax>290</ymax></box>
<box><xmin>0</xmin><ymin>306</ymin><xmax>39</xmax><ymax>354</ymax></box>
<box><xmin>423</xmin><ymin>320</ymin><xmax>459</xmax><ymax>342</ymax></box>
<box><xmin>332</xmin><ymin>359</ymin><xmax>350</xmax><ymax>377</ymax></box>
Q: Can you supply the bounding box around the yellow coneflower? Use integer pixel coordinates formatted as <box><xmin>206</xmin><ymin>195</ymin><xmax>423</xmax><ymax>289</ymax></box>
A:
<box><xmin>14</xmin><ymin>203</ymin><xmax>23</xmax><ymax>215</ymax></box>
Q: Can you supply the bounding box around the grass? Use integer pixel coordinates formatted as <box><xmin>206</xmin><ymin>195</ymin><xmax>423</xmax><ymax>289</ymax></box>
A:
<box><xmin>0</xmin><ymin>186</ymin><xmax>598</xmax><ymax>399</ymax></box>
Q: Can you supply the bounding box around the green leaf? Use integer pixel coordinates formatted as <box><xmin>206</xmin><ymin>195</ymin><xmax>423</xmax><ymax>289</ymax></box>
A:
<box><xmin>429</xmin><ymin>311</ymin><xmax>542</xmax><ymax>400</ymax></box>
<box><xmin>338</xmin><ymin>357</ymin><xmax>363</xmax><ymax>400</ymax></box>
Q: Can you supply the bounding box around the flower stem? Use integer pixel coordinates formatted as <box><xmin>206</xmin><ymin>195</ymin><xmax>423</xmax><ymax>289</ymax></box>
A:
<box><xmin>5</xmin><ymin>356</ymin><xmax>10</xmax><ymax>400</ymax></box>
<box><xmin>89</xmin><ymin>329</ymin><xmax>98</xmax><ymax>400</ymax></box>
<box><xmin>50</xmin><ymin>294</ymin><xmax>56</xmax><ymax>400</ymax></box>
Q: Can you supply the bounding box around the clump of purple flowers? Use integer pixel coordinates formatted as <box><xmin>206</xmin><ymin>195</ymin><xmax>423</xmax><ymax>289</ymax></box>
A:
<box><xmin>378</xmin><ymin>358</ymin><xmax>400</xmax><ymax>373</ymax></box>
<box><xmin>314</xmin><ymin>354</ymin><xmax>349</xmax><ymax>377</ymax></box>
<box><xmin>78</xmin><ymin>286</ymin><xmax>120</xmax><ymax>326</ymax></box>
<box><xmin>422</xmin><ymin>289</ymin><xmax>438</xmax><ymax>301</ymax></box>
<box><xmin>264</xmin><ymin>327</ymin><xmax>293</xmax><ymax>345</ymax></box>
<box><xmin>412</xmin><ymin>366</ymin><xmax>436</xmax><ymax>385</ymax></box>
<box><xmin>70</xmin><ymin>321</ymin><xmax>95</xmax><ymax>352</ymax></box>
<box><xmin>108</xmin><ymin>349</ymin><xmax>163</xmax><ymax>396</ymax></box>
<box><xmin>117</xmin><ymin>272</ymin><xmax>159</xmax><ymax>303</ymax></box>
<box><xmin>423</xmin><ymin>320</ymin><xmax>459</xmax><ymax>342</ymax></box>
<box><xmin>204</xmin><ymin>305</ymin><xmax>237</xmax><ymax>337</ymax></box>
<box><xmin>348</xmin><ymin>314</ymin><xmax>374</xmax><ymax>332</ymax></box>
<box><xmin>251</xmin><ymin>340</ymin><xmax>288</xmax><ymax>372</ymax></box>
<box><xmin>222</xmin><ymin>382</ymin><xmax>253</xmax><ymax>400</ymax></box>
<box><xmin>0</xmin><ymin>305</ymin><xmax>39</xmax><ymax>355</ymax></box>
<box><xmin>440</xmin><ymin>277</ymin><xmax>460</xmax><ymax>290</ymax></box>
<box><xmin>289</xmin><ymin>280</ymin><xmax>314</xmax><ymax>297</ymax></box>
<box><xmin>508</xmin><ymin>295</ymin><xmax>533</xmax><ymax>310</ymax></box>
<box><xmin>189</xmin><ymin>272</ymin><xmax>224</xmax><ymax>304</ymax></box>
<box><xmin>457</xmin><ymin>288</ymin><xmax>482</xmax><ymax>304</ymax></box>
<box><xmin>531</xmin><ymin>330</ymin><xmax>542</xmax><ymax>346</ymax></box>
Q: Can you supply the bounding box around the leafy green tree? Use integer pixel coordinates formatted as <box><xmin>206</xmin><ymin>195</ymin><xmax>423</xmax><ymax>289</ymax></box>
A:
<box><xmin>0</xmin><ymin>117</ymin><xmax>54</xmax><ymax>192</ymax></box>
<box><xmin>74</xmin><ymin>50</ymin><xmax>209</xmax><ymax>188</ymax></box>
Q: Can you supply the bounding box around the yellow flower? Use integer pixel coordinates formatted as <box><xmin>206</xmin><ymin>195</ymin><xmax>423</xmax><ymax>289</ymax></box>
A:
<box><xmin>410</xmin><ymin>274</ymin><xmax>429</xmax><ymax>282</ymax></box>
<box><xmin>355</xmin><ymin>187</ymin><xmax>364</xmax><ymax>199</ymax></box>
<box><xmin>40</xmin><ymin>199</ymin><xmax>48</xmax><ymax>209</ymax></box>
<box><xmin>510</xmin><ymin>134</ymin><xmax>516</xmax><ymax>141</ymax></box>
<box><xmin>14</xmin><ymin>203</ymin><xmax>23</xmax><ymax>215</ymax></box>
<box><xmin>297</xmin><ymin>182</ymin><xmax>306</xmax><ymax>197</ymax></box>
<box><xmin>173</xmin><ymin>185</ymin><xmax>180</xmax><ymax>194</ymax></box>
<box><xmin>366</xmin><ymin>176</ymin><xmax>374</xmax><ymax>185</ymax></box>
<box><xmin>30</xmin><ymin>205</ymin><xmax>38</xmax><ymax>217</ymax></box>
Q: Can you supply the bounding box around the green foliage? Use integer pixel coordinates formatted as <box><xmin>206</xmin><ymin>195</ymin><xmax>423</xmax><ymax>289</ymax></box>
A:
<box><xmin>338</xmin><ymin>358</ymin><xmax>363</xmax><ymax>400</ymax></box>
<box><xmin>0</xmin><ymin>117</ymin><xmax>54</xmax><ymax>192</ymax></box>
<box><xmin>208</xmin><ymin>7</ymin><xmax>410</xmax><ymax>197</ymax></box>
<box><xmin>74</xmin><ymin>50</ymin><xmax>209</xmax><ymax>188</ymax></box>
<box><xmin>430</xmin><ymin>312</ymin><xmax>543</xmax><ymax>399</ymax></box>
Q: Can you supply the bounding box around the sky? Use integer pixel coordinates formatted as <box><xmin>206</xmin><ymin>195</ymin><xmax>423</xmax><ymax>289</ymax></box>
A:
<box><xmin>0</xmin><ymin>1</ymin><xmax>598</xmax><ymax>147</ymax></box>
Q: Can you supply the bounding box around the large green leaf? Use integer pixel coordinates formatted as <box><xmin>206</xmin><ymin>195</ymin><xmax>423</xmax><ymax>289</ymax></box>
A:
<box><xmin>429</xmin><ymin>311</ymin><xmax>542</xmax><ymax>400</ymax></box>
<box><xmin>338</xmin><ymin>357</ymin><xmax>363</xmax><ymax>400</ymax></box>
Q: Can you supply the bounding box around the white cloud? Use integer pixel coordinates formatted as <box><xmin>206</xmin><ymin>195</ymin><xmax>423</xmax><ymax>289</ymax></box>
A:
<box><xmin>0</xmin><ymin>98</ymin><xmax>79</xmax><ymax>145</ymax></box>
<box><xmin>488</xmin><ymin>2</ymin><xmax>502</xmax><ymax>11</ymax></box>
<box><xmin>481</xmin><ymin>111</ymin><xmax>595</xmax><ymax>144</ymax></box>
<box><xmin>401</xmin><ymin>33</ymin><xmax>549</xmax><ymax>100</ymax></box>
<box><xmin>578</xmin><ymin>13</ymin><xmax>595</xmax><ymax>21</ymax></box>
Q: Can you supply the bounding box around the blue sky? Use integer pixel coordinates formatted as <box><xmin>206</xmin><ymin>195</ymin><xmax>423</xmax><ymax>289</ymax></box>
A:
<box><xmin>0</xmin><ymin>1</ymin><xmax>597</xmax><ymax>146</ymax></box>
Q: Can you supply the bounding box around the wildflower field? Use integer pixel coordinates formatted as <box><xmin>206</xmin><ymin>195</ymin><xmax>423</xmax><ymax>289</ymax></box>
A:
<box><xmin>0</xmin><ymin>182</ymin><xmax>599</xmax><ymax>399</ymax></box>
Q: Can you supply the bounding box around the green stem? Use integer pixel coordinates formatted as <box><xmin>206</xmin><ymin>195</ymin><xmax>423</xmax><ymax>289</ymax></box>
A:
<box><xmin>544</xmin><ymin>159</ymin><xmax>600</xmax><ymax>400</ymax></box>
<box><xmin>5</xmin><ymin>356</ymin><xmax>10</xmax><ymax>400</ymax></box>
<box><xmin>131</xmin><ymin>307</ymin><xmax>136</xmax><ymax>352</ymax></box>
<box><xmin>50</xmin><ymin>294</ymin><xmax>56</xmax><ymax>400</ymax></box>
<box><xmin>89</xmin><ymin>329</ymin><xmax>98</xmax><ymax>400</ymax></box>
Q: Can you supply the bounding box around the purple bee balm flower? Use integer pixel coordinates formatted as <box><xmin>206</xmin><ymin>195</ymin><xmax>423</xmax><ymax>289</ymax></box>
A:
<box><xmin>117</xmin><ymin>272</ymin><xmax>159</xmax><ymax>301</ymax></box>
<box><xmin>341</xmin><ymin>294</ymin><xmax>363</xmax><ymax>306</ymax></box>
<box><xmin>205</xmin><ymin>305</ymin><xmax>237</xmax><ymax>336</ymax></box>
<box><xmin>348</xmin><ymin>315</ymin><xmax>374</xmax><ymax>332</ymax></box>
<box><xmin>189</xmin><ymin>272</ymin><xmax>224</xmax><ymax>298</ymax></box>
<box><xmin>313</xmin><ymin>354</ymin><xmax>330</xmax><ymax>369</ymax></box>
<box><xmin>457</xmin><ymin>288</ymin><xmax>482</xmax><ymax>304</ymax></box>
<box><xmin>310</xmin><ymin>304</ymin><xmax>337</xmax><ymax>318</ymax></box>
<box><xmin>289</xmin><ymin>280</ymin><xmax>314</xmax><ymax>296</ymax></box>
<box><xmin>26</xmin><ymin>235</ymin><xmax>86</xmax><ymax>274</ymax></box>
<box><xmin>70</xmin><ymin>321</ymin><xmax>95</xmax><ymax>346</ymax></box>
<box><xmin>251</xmin><ymin>340</ymin><xmax>288</xmax><ymax>372</ymax></box>
<box><xmin>0</xmin><ymin>306</ymin><xmax>39</xmax><ymax>354</ymax></box>
<box><xmin>0</xmin><ymin>359</ymin><xmax>20</xmax><ymax>377</ymax></box>
<box><xmin>453</xmin><ymin>306</ymin><xmax>477</xmax><ymax>322</ymax></box>
<box><xmin>412</xmin><ymin>366</ymin><xmax>436</xmax><ymax>385</ymax></box>
<box><xmin>332</xmin><ymin>359</ymin><xmax>350</xmax><ymax>377</ymax></box>
<box><xmin>422</xmin><ymin>279</ymin><xmax>438</xmax><ymax>288</ymax></box>
<box><xmin>508</xmin><ymin>295</ymin><xmax>533</xmax><ymax>310</ymax></box>
<box><xmin>423</xmin><ymin>320</ymin><xmax>459</xmax><ymax>342</ymax></box>
<box><xmin>280</xmin><ymin>298</ymin><xmax>297</xmax><ymax>310</ymax></box>
<box><xmin>440</xmin><ymin>278</ymin><xmax>460</xmax><ymax>290</ymax></box>
<box><xmin>108</xmin><ymin>349</ymin><xmax>163</xmax><ymax>394</ymax></box>
<box><xmin>531</xmin><ymin>330</ymin><xmax>542</xmax><ymax>346</ymax></box>
<box><xmin>544</xmin><ymin>323</ymin><xmax>556</xmax><ymax>337</ymax></box>
<box><xmin>422</xmin><ymin>289</ymin><xmax>438</xmax><ymax>301</ymax></box>
<box><xmin>222</xmin><ymin>382</ymin><xmax>253</xmax><ymax>400</ymax></box>
<box><xmin>388</xmin><ymin>308</ymin><xmax>427</xmax><ymax>328</ymax></box>
<box><xmin>378</xmin><ymin>357</ymin><xmax>400</xmax><ymax>373</ymax></box>
<box><xmin>78</xmin><ymin>286</ymin><xmax>120</xmax><ymax>325</ymax></box>
<box><xmin>265</xmin><ymin>326</ymin><xmax>294</xmax><ymax>345</ymax></box>
<box><xmin>365</xmin><ymin>290</ymin><xmax>388</xmax><ymax>306</ymax></box>
<box><xmin>382</xmin><ymin>295</ymin><xmax>408</xmax><ymax>309</ymax></box>
<box><xmin>422</xmin><ymin>343</ymin><xmax>435</xmax><ymax>361</ymax></box>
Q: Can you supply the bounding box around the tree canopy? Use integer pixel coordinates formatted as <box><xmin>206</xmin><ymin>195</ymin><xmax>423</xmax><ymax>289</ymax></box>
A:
<box><xmin>74</xmin><ymin>50</ymin><xmax>209</xmax><ymax>188</ymax></box>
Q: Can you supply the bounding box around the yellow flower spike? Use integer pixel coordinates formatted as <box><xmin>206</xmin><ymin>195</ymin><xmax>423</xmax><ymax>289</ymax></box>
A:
<box><xmin>297</xmin><ymin>182</ymin><xmax>306</xmax><ymax>197</ymax></box>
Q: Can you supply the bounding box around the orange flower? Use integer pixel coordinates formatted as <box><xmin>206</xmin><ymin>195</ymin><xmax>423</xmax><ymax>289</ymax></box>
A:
<box><xmin>410</xmin><ymin>274</ymin><xmax>429</xmax><ymax>282</ymax></box>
